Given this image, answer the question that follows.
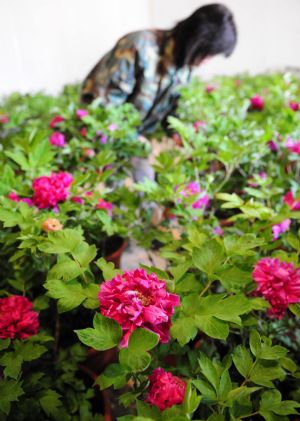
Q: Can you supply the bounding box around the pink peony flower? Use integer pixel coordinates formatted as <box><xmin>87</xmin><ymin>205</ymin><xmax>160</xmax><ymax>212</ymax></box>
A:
<box><xmin>192</xmin><ymin>193</ymin><xmax>210</xmax><ymax>209</ymax></box>
<box><xmin>49</xmin><ymin>115</ymin><xmax>64</xmax><ymax>128</ymax></box>
<box><xmin>272</xmin><ymin>219</ymin><xmax>291</xmax><ymax>240</ymax></box>
<box><xmin>267</xmin><ymin>140</ymin><xmax>278</xmax><ymax>152</ymax></box>
<box><xmin>108</xmin><ymin>123</ymin><xmax>118</xmax><ymax>132</ymax></box>
<box><xmin>49</xmin><ymin>131</ymin><xmax>65</xmax><ymax>147</ymax></box>
<box><xmin>289</xmin><ymin>101</ymin><xmax>299</xmax><ymax>112</ymax></box>
<box><xmin>99</xmin><ymin>269</ymin><xmax>180</xmax><ymax>347</ymax></box>
<box><xmin>285</xmin><ymin>137</ymin><xmax>300</xmax><ymax>154</ymax></box>
<box><xmin>146</xmin><ymin>367</ymin><xmax>186</xmax><ymax>411</ymax></box>
<box><xmin>250</xmin><ymin>95</ymin><xmax>264</xmax><ymax>111</ymax></box>
<box><xmin>213</xmin><ymin>226</ymin><xmax>224</xmax><ymax>236</ymax></box>
<box><xmin>0</xmin><ymin>114</ymin><xmax>9</xmax><ymax>124</ymax></box>
<box><xmin>0</xmin><ymin>296</ymin><xmax>39</xmax><ymax>339</ymax></box>
<box><xmin>193</xmin><ymin>120</ymin><xmax>206</xmax><ymax>133</ymax></box>
<box><xmin>71</xmin><ymin>196</ymin><xmax>84</xmax><ymax>205</ymax></box>
<box><xmin>76</xmin><ymin>109</ymin><xmax>88</xmax><ymax>119</ymax></box>
<box><xmin>284</xmin><ymin>191</ymin><xmax>300</xmax><ymax>210</ymax></box>
<box><xmin>205</xmin><ymin>85</ymin><xmax>215</xmax><ymax>93</ymax></box>
<box><xmin>96</xmin><ymin>198</ymin><xmax>113</xmax><ymax>216</ymax></box>
<box><xmin>32</xmin><ymin>172</ymin><xmax>73</xmax><ymax>209</ymax></box>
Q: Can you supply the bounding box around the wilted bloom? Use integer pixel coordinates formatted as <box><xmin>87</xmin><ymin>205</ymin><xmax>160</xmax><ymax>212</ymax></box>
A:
<box><xmin>272</xmin><ymin>219</ymin><xmax>291</xmax><ymax>240</ymax></box>
<box><xmin>253</xmin><ymin>257</ymin><xmax>300</xmax><ymax>318</ymax></box>
<box><xmin>284</xmin><ymin>191</ymin><xmax>300</xmax><ymax>210</ymax></box>
<box><xmin>8</xmin><ymin>192</ymin><xmax>33</xmax><ymax>206</ymax></box>
<box><xmin>76</xmin><ymin>109</ymin><xmax>88</xmax><ymax>119</ymax></box>
<box><xmin>193</xmin><ymin>120</ymin><xmax>206</xmax><ymax>133</ymax></box>
<box><xmin>42</xmin><ymin>218</ymin><xmax>63</xmax><ymax>232</ymax></box>
<box><xmin>32</xmin><ymin>172</ymin><xmax>73</xmax><ymax>209</ymax></box>
<box><xmin>285</xmin><ymin>137</ymin><xmax>300</xmax><ymax>154</ymax></box>
<box><xmin>0</xmin><ymin>114</ymin><xmax>9</xmax><ymax>124</ymax></box>
<box><xmin>213</xmin><ymin>226</ymin><xmax>224</xmax><ymax>236</ymax></box>
<box><xmin>108</xmin><ymin>123</ymin><xmax>118</xmax><ymax>132</ymax></box>
<box><xmin>96</xmin><ymin>198</ymin><xmax>113</xmax><ymax>216</ymax></box>
<box><xmin>289</xmin><ymin>101</ymin><xmax>299</xmax><ymax>112</ymax></box>
<box><xmin>49</xmin><ymin>131</ymin><xmax>66</xmax><ymax>147</ymax></box>
<box><xmin>0</xmin><ymin>296</ymin><xmax>39</xmax><ymax>339</ymax></box>
<box><xmin>49</xmin><ymin>115</ymin><xmax>64</xmax><ymax>128</ymax></box>
<box><xmin>192</xmin><ymin>193</ymin><xmax>210</xmax><ymax>209</ymax></box>
<box><xmin>250</xmin><ymin>95</ymin><xmax>264</xmax><ymax>111</ymax></box>
<box><xmin>99</xmin><ymin>268</ymin><xmax>180</xmax><ymax>347</ymax></box>
<box><xmin>146</xmin><ymin>368</ymin><xmax>186</xmax><ymax>411</ymax></box>
<box><xmin>267</xmin><ymin>140</ymin><xmax>278</xmax><ymax>152</ymax></box>
<box><xmin>205</xmin><ymin>85</ymin><xmax>215</xmax><ymax>93</ymax></box>
<box><xmin>71</xmin><ymin>196</ymin><xmax>84</xmax><ymax>205</ymax></box>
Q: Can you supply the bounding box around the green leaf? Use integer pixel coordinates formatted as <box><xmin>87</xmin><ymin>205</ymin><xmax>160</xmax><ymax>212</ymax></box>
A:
<box><xmin>75</xmin><ymin>313</ymin><xmax>122</xmax><ymax>351</ymax></box>
<box><xmin>232</xmin><ymin>346</ymin><xmax>253</xmax><ymax>378</ymax></box>
<box><xmin>224</xmin><ymin>234</ymin><xmax>264</xmax><ymax>257</ymax></box>
<box><xmin>136</xmin><ymin>400</ymin><xmax>162</xmax><ymax>420</ymax></box>
<box><xmin>96</xmin><ymin>257</ymin><xmax>120</xmax><ymax>280</ymax></box>
<box><xmin>192</xmin><ymin>240</ymin><xmax>225</xmax><ymax>276</ymax></box>
<box><xmin>195</xmin><ymin>315</ymin><xmax>229</xmax><ymax>339</ymax></box>
<box><xmin>38</xmin><ymin>229</ymin><xmax>83</xmax><ymax>254</ymax></box>
<box><xmin>48</xmin><ymin>259</ymin><xmax>83</xmax><ymax>281</ymax></box>
<box><xmin>45</xmin><ymin>279</ymin><xmax>86</xmax><ymax>312</ymax></box>
<box><xmin>0</xmin><ymin>339</ymin><xmax>10</xmax><ymax>351</ymax></box>
<box><xmin>0</xmin><ymin>379</ymin><xmax>24</xmax><ymax>415</ymax></box>
<box><xmin>2</xmin><ymin>355</ymin><xmax>23</xmax><ymax>379</ymax></box>
<box><xmin>250</xmin><ymin>362</ymin><xmax>285</xmax><ymax>387</ymax></box>
<box><xmin>249</xmin><ymin>330</ymin><xmax>261</xmax><ymax>357</ymax></box>
<box><xmin>219</xmin><ymin>370</ymin><xmax>232</xmax><ymax>400</ymax></box>
<box><xmin>198</xmin><ymin>353</ymin><xmax>219</xmax><ymax>391</ymax></box>
<box><xmin>96</xmin><ymin>363</ymin><xmax>127</xmax><ymax>390</ymax></box>
<box><xmin>183</xmin><ymin>382</ymin><xmax>201</xmax><ymax>413</ymax></box>
<box><xmin>39</xmin><ymin>390</ymin><xmax>62</xmax><ymax>417</ymax></box>
<box><xmin>216</xmin><ymin>266</ymin><xmax>253</xmax><ymax>292</ymax></box>
<box><xmin>72</xmin><ymin>243</ymin><xmax>97</xmax><ymax>267</ymax></box>
<box><xmin>126</xmin><ymin>328</ymin><xmax>159</xmax><ymax>352</ymax></box>
<box><xmin>260</xmin><ymin>390</ymin><xmax>281</xmax><ymax>411</ymax></box>
<box><xmin>170</xmin><ymin>317</ymin><xmax>198</xmax><ymax>346</ymax></box>
<box><xmin>192</xmin><ymin>379</ymin><xmax>216</xmax><ymax>401</ymax></box>
<box><xmin>0</xmin><ymin>209</ymin><xmax>21</xmax><ymax>227</ymax></box>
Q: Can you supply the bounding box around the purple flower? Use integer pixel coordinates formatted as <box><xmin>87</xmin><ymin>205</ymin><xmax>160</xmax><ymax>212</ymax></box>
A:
<box><xmin>213</xmin><ymin>226</ymin><xmax>224</xmax><ymax>236</ymax></box>
<box><xmin>192</xmin><ymin>194</ymin><xmax>210</xmax><ymax>209</ymax></box>
<box><xmin>76</xmin><ymin>109</ymin><xmax>88</xmax><ymax>119</ymax></box>
<box><xmin>49</xmin><ymin>131</ymin><xmax>66</xmax><ymax>147</ymax></box>
<box><xmin>272</xmin><ymin>219</ymin><xmax>291</xmax><ymax>240</ymax></box>
<box><xmin>268</xmin><ymin>140</ymin><xmax>278</xmax><ymax>152</ymax></box>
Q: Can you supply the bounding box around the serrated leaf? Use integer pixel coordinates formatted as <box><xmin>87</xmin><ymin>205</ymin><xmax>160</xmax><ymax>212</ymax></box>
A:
<box><xmin>232</xmin><ymin>346</ymin><xmax>253</xmax><ymax>378</ymax></box>
<box><xmin>170</xmin><ymin>317</ymin><xmax>198</xmax><ymax>346</ymax></box>
<box><xmin>0</xmin><ymin>379</ymin><xmax>24</xmax><ymax>415</ymax></box>
<box><xmin>192</xmin><ymin>240</ymin><xmax>225</xmax><ymax>276</ymax></box>
<box><xmin>39</xmin><ymin>389</ymin><xmax>62</xmax><ymax>417</ymax></box>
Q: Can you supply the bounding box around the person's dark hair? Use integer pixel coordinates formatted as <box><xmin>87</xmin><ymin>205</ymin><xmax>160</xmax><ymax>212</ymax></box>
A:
<box><xmin>171</xmin><ymin>3</ymin><xmax>237</xmax><ymax>68</ymax></box>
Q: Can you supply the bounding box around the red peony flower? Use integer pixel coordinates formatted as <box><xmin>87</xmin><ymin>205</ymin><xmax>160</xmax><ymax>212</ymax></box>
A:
<box><xmin>49</xmin><ymin>115</ymin><xmax>64</xmax><ymax>128</ymax></box>
<box><xmin>283</xmin><ymin>191</ymin><xmax>300</xmax><ymax>210</ymax></box>
<box><xmin>289</xmin><ymin>101</ymin><xmax>299</xmax><ymax>112</ymax></box>
<box><xmin>250</xmin><ymin>95</ymin><xmax>264</xmax><ymax>111</ymax></box>
<box><xmin>0</xmin><ymin>296</ymin><xmax>39</xmax><ymax>339</ymax></box>
<box><xmin>49</xmin><ymin>131</ymin><xmax>66</xmax><ymax>147</ymax></box>
<box><xmin>32</xmin><ymin>172</ymin><xmax>73</xmax><ymax>209</ymax></box>
<box><xmin>96</xmin><ymin>198</ymin><xmax>113</xmax><ymax>216</ymax></box>
<box><xmin>253</xmin><ymin>257</ymin><xmax>300</xmax><ymax>319</ymax></box>
<box><xmin>80</xmin><ymin>127</ymin><xmax>87</xmax><ymax>137</ymax></box>
<box><xmin>99</xmin><ymin>269</ymin><xmax>180</xmax><ymax>347</ymax></box>
<box><xmin>146</xmin><ymin>367</ymin><xmax>186</xmax><ymax>411</ymax></box>
<box><xmin>0</xmin><ymin>114</ymin><xmax>9</xmax><ymax>124</ymax></box>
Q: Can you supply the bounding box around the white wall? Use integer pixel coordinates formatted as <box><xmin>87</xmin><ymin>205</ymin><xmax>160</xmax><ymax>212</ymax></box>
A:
<box><xmin>1</xmin><ymin>0</ymin><xmax>300</xmax><ymax>95</ymax></box>
<box><xmin>0</xmin><ymin>0</ymin><xmax>150</xmax><ymax>95</ymax></box>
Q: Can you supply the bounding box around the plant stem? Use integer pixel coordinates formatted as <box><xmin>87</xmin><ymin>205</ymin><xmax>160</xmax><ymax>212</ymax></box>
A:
<box><xmin>199</xmin><ymin>280</ymin><xmax>214</xmax><ymax>297</ymax></box>
<box><xmin>239</xmin><ymin>411</ymin><xmax>259</xmax><ymax>419</ymax></box>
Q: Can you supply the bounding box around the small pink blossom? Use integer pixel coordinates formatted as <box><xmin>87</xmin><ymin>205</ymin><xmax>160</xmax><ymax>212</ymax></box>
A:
<box><xmin>250</xmin><ymin>95</ymin><xmax>264</xmax><ymax>111</ymax></box>
<box><xmin>272</xmin><ymin>219</ymin><xmax>291</xmax><ymax>240</ymax></box>
<box><xmin>8</xmin><ymin>192</ymin><xmax>33</xmax><ymax>206</ymax></box>
<box><xmin>289</xmin><ymin>101</ymin><xmax>299</xmax><ymax>112</ymax></box>
<box><xmin>71</xmin><ymin>196</ymin><xmax>84</xmax><ymax>205</ymax></box>
<box><xmin>284</xmin><ymin>191</ymin><xmax>300</xmax><ymax>210</ymax></box>
<box><xmin>49</xmin><ymin>115</ymin><xmax>64</xmax><ymax>128</ymax></box>
<box><xmin>253</xmin><ymin>257</ymin><xmax>300</xmax><ymax>318</ymax></box>
<box><xmin>285</xmin><ymin>137</ymin><xmax>300</xmax><ymax>154</ymax></box>
<box><xmin>49</xmin><ymin>131</ymin><xmax>66</xmax><ymax>147</ymax></box>
<box><xmin>267</xmin><ymin>140</ymin><xmax>278</xmax><ymax>152</ymax></box>
<box><xmin>0</xmin><ymin>114</ymin><xmax>9</xmax><ymax>124</ymax></box>
<box><xmin>108</xmin><ymin>123</ymin><xmax>118</xmax><ymax>132</ymax></box>
<box><xmin>181</xmin><ymin>182</ymin><xmax>201</xmax><ymax>198</ymax></box>
<box><xmin>99</xmin><ymin>269</ymin><xmax>180</xmax><ymax>347</ymax></box>
<box><xmin>83</xmin><ymin>148</ymin><xmax>95</xmax><ymax>158</ymax></box>
<box><xmin>205</xmin><ymin>85</ymin><xmax>215</xmax><ymax>93</ymax></box>
<box><xmin>32</xmin><ymin>172</ymin><xmax>73</xmax><ymax>209</ymax></box>
<box><xmin>76</xmin><ymin>109</ymin><xmax>88</xmax><ymax>119</ymax></box>
<box><xmin>213</xmin><ymin>226</ymin><xmax>224</xmax><ymax>236</ymax></box>
<box><xmin>96</xmin><ymin>198</ymin><xmax>113</xmax><ymax>216</ymax></box>
<box><xmin>0</xmin><ymin>296</ymin><xmax>39</xmax><ymax>339</ymax></box>
<box><xmin>192</xmin><ymin>193</ymin><xmax>210</xmax><ymax>209</ymax></box>
<box><xmin>193</xmin><ymin>120</ymin><xmax>206</xmax><ymax>133</ymax></box>
<box><xmin>146</xmin><ymin>368</ymin><xmax>186</xmax><ymax>411</ymax></box>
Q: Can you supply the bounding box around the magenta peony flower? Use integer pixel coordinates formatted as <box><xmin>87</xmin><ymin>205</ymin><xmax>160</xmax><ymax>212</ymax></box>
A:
<box><xmin>96</xmin><ymin>198</ymin><xmax>113</xmax><ymax>216</ymax></box>
<box><xmin>76</xmin><ymin>109</ymin><xmax>88</xmax><ymax>119</ymax></box>
<box><xmin>49</xmin><ymin>131</ymin><xmax>65</xmax><ymax>147</ymax></box>
<box><xmin>49</xmin><ymin>115</ymin><xmax>64</xmax><ymax>128</ymax></box>
<box><xmin>193</xmin><ymin>120</ymin><xmax>206</xmax><ymax>133</ymax></box>
<box><xmin>0</xmin><ymin>114</ymin><xmax>9</xmax><ymax>124</ymax></box>
<box><xmin>272</xmin><ymin>219</ymin><xmax>291</xmax><ymax>240</ymax></box>
<box><xmin>250</xmin><ymin>95</ymin><xmax>264</xmax><ymax>111</ymax></box>
<box><xmin>32</xmin><ymin>172</ymin><xmax>73</xmax><ymax>209</ymax></box>
<box><xmin>71</xmin><ymin>196</ymin><xmax>84</xmax><ymax>205</ymax></box>
<box><xmin>253</xmin><ymin>257</ymin><xmax>300</xmax><ymax>318</ymax></box>
<box><xmin>146</xmin><ymin>367</ymin><xmax>186</xmax><ymax>411</ymax></box>
<box><xmin>192</xmin><ymin>193</ymin><xmax>210</xmax><ymax>209</ymax></box>
<box><xmin>284</xmin><ymin>191</ymin><xmax>300</xmax><ymax>210</ymax></box>
<box><xmin>181</xmin><ymin>182</ymin><xmax>201</xmax><ymax>198</ymax></box>
<box><xmin>289</xmin><ymin>101</ymin><xmax>299</xmax><ymax>112</ymax></box>
<box><xmin>0</xmin><ymin>296</ymin><xmax>39</xmax><ymax>339</ymax></box>
<box><xmin>99</xmin><ymin>269</ymin><xmax>180</xmax><ymax>347</ymax></box>
<box><xmin>267</xmin><ymin>140</ymin><xmax>278</xmax><ymax>152</ymax></box>
<box><xmin>8</xmin><ymin>192</ymin><xmax>33</xmax><ymax>206</ymax></box>
<box><xmin>285</xmin><ymin>137</ymin><xmax>300</xmax><ymax>154</ymax></box>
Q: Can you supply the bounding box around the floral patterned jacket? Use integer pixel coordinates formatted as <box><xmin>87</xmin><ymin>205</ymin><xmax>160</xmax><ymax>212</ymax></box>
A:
<box><xmin>81</xmin><ymin>30</ymin><xmax>192</xmax><ymax>133</ymax></box>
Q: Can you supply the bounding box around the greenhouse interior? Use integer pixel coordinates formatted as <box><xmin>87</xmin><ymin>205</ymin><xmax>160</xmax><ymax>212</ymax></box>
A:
<box><xmin>1</xmin><ymin>1</ymin><xmax>300</xmax><ymax>420</ymax></box>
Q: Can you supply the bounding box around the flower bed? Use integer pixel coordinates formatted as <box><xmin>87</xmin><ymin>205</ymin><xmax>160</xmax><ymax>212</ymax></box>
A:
<box><xmin>0</xmin><ymin>73</ymin><xmax>300</xmax><ymax>420</ymax></box>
